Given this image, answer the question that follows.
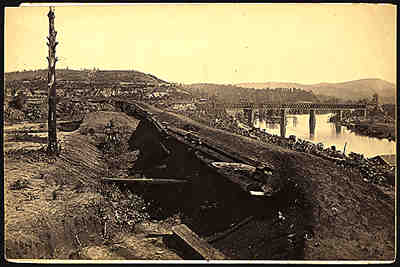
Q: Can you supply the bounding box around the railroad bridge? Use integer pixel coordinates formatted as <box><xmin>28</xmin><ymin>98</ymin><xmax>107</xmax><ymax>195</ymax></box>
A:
<box><xmin>215</xmin><ymin>102</ymin><xmax>367</xmax><ymax>138</ymax></box>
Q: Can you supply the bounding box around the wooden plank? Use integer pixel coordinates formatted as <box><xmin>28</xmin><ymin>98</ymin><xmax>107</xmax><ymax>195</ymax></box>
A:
<box><xmin>250</xmin><ymin>191</ymin><xmax>269</xmax><ymax>196</ymax></box>
<box><xmin>208</xmin><ymin>162</ymin><xmax>268</xmax><ymax>195</ymax></box>
<box><xmin>145</xmin><ymin>232</ymin><xmax>173</xmax><ymax>238</ymax></box>
<box><xmin>102</xmin><ymin>177</ymin><xmax>188</xmax><ymax>185</ymax></box>
<box><xmin>172</xmin><ymin>224</ymin><xmax>227</xmax><ymax>260</ymax></box>
<box><xmin>205</xmin><ymin>216</ymin><xmax>254</xmax><ymax>243</ymax></box>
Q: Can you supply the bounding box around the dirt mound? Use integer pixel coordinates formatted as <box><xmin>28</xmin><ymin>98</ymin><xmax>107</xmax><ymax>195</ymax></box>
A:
<box><xmin>79</xmin><ymin>111</ymin><xmax>140</xmax><ymax>135</ymax></box>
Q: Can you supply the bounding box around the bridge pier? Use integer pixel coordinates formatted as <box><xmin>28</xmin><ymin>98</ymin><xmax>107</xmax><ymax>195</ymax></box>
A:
<box><xmin>265</xmin><ymin>109</ymin><xmax>273</xmax><ymax>120</ymax></box>
<box><xmin>335</xmin><ymin>123</ymin><xmax>342</xmax><ymax>136</ymax></box>
<box><xmin>309</xmin><ymin>109</ymin><xmax>316</xmax><ymax>140</ymax></box>
<box><xmin>243</xmin><ymin>108</ymin><xmax>254</xmax><ymax>127</ymax></box>
<box><xmin>336</xmin><ymin>110</ymin><xmax>343</xmax><ymax>122</ymax></box>
<box><xmin>362</xmin><ymin>109</ymin><xmax>367</xmax><ymax>120</ymax></box>
<box><xmin>292</xmin><ymin>116</ymin><xmax>298</xmax><ymax>128</ymax></box>
<box><xmin>259</xmin><ymin>108</ymin><xmax>265</xmax><ymax>121</ymax></box>
<box><xmin>280</xmin><ymin>108</ymin><xmax>287</xmax><ymax>138</ymax></box>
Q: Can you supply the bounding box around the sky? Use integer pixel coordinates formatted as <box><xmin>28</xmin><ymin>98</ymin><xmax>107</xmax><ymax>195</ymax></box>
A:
<box><xmin>4</xmin><ymin>3</ymin><xmax>397</xmax><ymax>84</ymax></box>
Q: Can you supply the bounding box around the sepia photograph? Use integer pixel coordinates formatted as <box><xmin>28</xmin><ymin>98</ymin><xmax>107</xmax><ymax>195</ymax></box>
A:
<box><xmin>3</xmin><ymin>3</ymin><xmax>396</xmax><ymax>263</ymax></box>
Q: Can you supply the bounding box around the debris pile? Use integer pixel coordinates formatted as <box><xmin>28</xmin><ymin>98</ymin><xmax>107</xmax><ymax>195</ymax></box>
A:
<box><xmin>97</xmin><ymin>183</ymin><xmax>150</xmax><ymax>231</ymax></box>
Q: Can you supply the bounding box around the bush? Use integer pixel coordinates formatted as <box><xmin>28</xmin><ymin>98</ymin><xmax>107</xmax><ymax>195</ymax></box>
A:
<box><xmin>9</xmin><ymin>179</ymin><xmax>32</xmax><ymax>190</ymax></box>
<box><xmin>4</xmin><ymin>107</ymin><xmax>25</xmax><ymax>122</ymax></box>
<box><xmin>9</xmin><ymin>94</ymin><xmax>27</xmax><ymax>110</ymax></box>
<box><xmin>94</xmin><ymin>183</ymin><xmax>150</xmax><ymax>234</ymax></box>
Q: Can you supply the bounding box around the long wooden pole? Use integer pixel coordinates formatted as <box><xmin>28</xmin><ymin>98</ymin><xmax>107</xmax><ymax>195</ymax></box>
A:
<box><xmin>47</xmin><ymin>6</ymin><xmax>58</xmax><ymax>154</ymax></box>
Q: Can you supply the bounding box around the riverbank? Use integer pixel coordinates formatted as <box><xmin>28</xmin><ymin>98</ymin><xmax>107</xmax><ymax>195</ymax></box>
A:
<box><xmin>342</xmin><ymin>121</ymin><xmax>396</xmax><ymax>142</ymax></box>
<box><xmin>328</xmin><ymin>113</ymin><xmax>395</xmax><ymax>142</ymax></box>
<box><xmin>238</xmin><ymin>118</ymin><xmax>396</xmax><ymax>186</ymax></box>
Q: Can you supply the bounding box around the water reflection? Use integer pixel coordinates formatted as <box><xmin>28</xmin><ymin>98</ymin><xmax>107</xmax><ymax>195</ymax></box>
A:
<box><xmin>335</xmin><ymin>123</ymin><xmax>342</xmax><ymax>136</ymax></box>
<box><xmin>293</xmin><ymin>117</ymin><xmax>297</xmax><ymax>128</ymax></box>
<box><xmin>309</xmin><ymin>110</ymin><xmax>316</xmax><ymax>141</ymax></box>
<box><xmin>257</xmin><ymin>113</ymin><xmax>396</xmax><ymax>157</ymax></box>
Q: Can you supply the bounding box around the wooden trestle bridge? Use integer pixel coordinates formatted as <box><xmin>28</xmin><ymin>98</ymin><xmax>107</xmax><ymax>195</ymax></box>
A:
<box><xmin>213</xmin><ymin>102</ymin><xmax>368</xmax><ymax>138</ymax></box>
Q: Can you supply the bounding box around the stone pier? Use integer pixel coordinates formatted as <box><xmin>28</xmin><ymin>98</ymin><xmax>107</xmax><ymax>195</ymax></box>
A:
<box><xmin>362</xmin><ymin>109</ymin><xmax>367</xmax><ymax>120</ymax></box>
<box><xmin>337</xmin><ymin>110</ymin><xmax>343</xmax><ymax>122</ymax></box>
<box><xmin>244</xmin><ymin>108</ymin><xmax>254</xmax><ymax>127</ymax></box>
<box><xmin>309</xmin><ymin>109</ymin><xmax>316</xmax><ymax>139</ymax></box>
<box><xmin>335</xmin><ymin>123</ymin><xmax>342</xmax><ymax>136</ymax></box>
<box><xmin>259</xmin><ymin>109</ymin><xmax>265</xmax><ymax>121</ymax></box>
<box><xmin>280</xmin><ymin>109</ymin><xmax>287</xmax><ymax>137</ymax></box>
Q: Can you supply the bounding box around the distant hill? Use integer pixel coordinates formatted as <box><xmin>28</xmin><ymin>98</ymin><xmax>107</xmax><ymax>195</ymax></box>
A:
<box><xmin>237</xmin><ymin>82</ymin><xmax>305</xmax><ymax>89</ymax></box>
<box><xmin>183</xmin><ymin>83</ymin><xmax>319</xmax><ymax>103</ymax></box>
<box><xmin>237</xmin><ymin>79</ymin><xmax>396</xmax><ymax>104</ymax></box>
<box><xmin>4</xmin><ymin>69</ymin><xmax>168</xmax><ymax>84</ymax></box>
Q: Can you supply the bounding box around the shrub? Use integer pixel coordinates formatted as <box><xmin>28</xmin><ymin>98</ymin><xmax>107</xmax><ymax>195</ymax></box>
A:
<box><xmin>9</xmin><ymin>94</ymin><xmax>27</xmax><ymax>110</ymax></box>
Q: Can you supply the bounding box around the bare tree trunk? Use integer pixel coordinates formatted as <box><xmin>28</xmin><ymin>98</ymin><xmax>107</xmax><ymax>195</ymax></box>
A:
<box><xmin>47</xmin><ymin>6</ymin><xmax>58</xmax><ymax>154</ymax></box>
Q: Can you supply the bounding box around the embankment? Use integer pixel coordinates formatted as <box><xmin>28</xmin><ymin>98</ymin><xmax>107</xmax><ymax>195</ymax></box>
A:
<box><xmin>114</xmin><ymin>100</ymin><xmax>395</xmax><ymax>260</ymax></box>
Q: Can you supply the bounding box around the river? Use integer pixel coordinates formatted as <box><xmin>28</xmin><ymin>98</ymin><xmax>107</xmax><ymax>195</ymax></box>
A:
<box><xmin>253</xmin><ymin>113</ymin><xmax>396</xmax><ymax>158</ymax></box>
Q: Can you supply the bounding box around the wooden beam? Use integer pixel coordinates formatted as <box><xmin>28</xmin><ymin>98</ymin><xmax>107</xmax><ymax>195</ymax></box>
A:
<box><xmin>172</xmin><ymin>224</ymin><xmax>227</xmax><ymax>260</ymax></box>
<box><xmin>205</xmin><ymin>216</ymin><xmax>254</xmax><ymax>243</ymax></box>
<box><xmin>102</xmin><ymin>177</ymin><xmax>188</xmax><ymax>185</ymax></box>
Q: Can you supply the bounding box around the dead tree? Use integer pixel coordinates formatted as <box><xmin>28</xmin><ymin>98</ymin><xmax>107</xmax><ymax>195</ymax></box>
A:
<box><xmin>47</xmin><ymin>6</ymin><xmax>59</xmax><ymax>154</ymax></box>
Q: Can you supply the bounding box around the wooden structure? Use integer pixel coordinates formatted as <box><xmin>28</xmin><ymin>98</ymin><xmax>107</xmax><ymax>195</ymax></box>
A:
<box><xmin>205</xmin><ymin>216</ymin><xmax>254</xmax><ymax>243</ymax></box>
<box><xmin>220</xmin><ymin>102</ymin><xmax>367</xmax><ymax>137</ymax></box>
<box><xmin>102</xmin><ymin>177</ymin><xmax>188</xmax><ymax>184</ymax></box>
<box><xmin>172</xmin><ymin>224</ymin><xmax>227</xmax><ymax>260</ymax></box>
